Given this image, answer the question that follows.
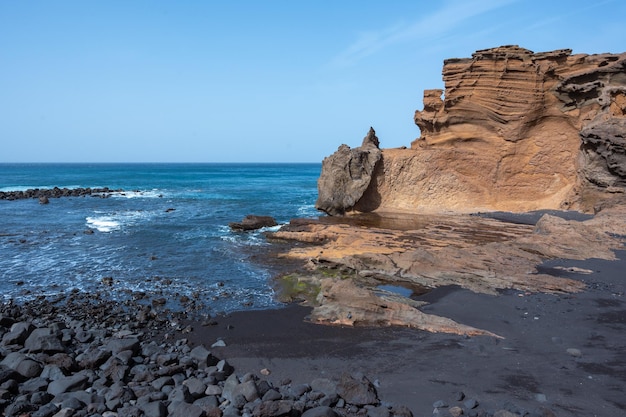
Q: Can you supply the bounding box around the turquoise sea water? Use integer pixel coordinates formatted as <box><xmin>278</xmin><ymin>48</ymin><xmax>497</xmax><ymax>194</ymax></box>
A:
<box><xmin>0</xmin><ymin>163</ymin><xmax>321</xmax><ymax>313</ymax></box>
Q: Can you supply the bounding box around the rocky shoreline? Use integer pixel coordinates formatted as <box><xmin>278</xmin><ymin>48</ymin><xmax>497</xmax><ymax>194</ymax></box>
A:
<box><xmin>0</xmin><ymin>294</ymin><xmax>418</xmax><ymax>417</ymax></box>
<box><xmin>1</xmin><ymin>204</ymin><xmax>624</xmax><ymax>416</ymax></box>
<box><xmin>0</xmin><ymin>187</ymin><xmax>124</xmax><ymax>202</ymax></box>
<box><xmin>2</xmin><ymin>289</ymin><xmax>595</xmax><ymax>417</ymax></box>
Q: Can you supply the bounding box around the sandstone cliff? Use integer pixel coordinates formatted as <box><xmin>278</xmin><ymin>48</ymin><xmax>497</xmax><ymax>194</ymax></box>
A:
<box><xmin>318</xmin><ymin>46</ymin><xmax>626</xmax><ymax>214</ymax></box>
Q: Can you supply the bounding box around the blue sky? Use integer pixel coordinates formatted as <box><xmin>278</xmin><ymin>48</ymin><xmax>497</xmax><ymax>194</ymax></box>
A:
<box><xmin>1</xmin><ymin>0</ymin><xmax>624</xmax><ymax>162</ymax></box>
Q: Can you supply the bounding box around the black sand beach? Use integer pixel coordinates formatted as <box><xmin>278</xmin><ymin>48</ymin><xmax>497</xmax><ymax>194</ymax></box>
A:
<box><xmin>187</xmin><ymin>251</ymin><xmax>626</xmax><ymax>417</ymax></box>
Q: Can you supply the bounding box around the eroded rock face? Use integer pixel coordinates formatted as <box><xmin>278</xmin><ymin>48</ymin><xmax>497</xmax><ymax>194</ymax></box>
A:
<box><xmin>315</xmin><ymin>128</ymin><xmax>382</xmax><ymax>216</ymax></box>
<box><xmin>347</xmin><ymin>46</ymin><xmax>626</xmax><ymax>214</ymax></box>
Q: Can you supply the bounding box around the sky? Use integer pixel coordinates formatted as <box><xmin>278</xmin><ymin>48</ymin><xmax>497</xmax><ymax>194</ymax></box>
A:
<box><xmin>1</xmin><ymin>0</ymin><xmax>625</xmax><ymax>163</ymax></box>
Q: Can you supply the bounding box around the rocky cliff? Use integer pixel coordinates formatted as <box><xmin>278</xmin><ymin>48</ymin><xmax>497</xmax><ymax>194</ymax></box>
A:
<box><xmin>317</xmin><ymin>46</ymin><xmax>626</xmax><ymax>214</ymax></box>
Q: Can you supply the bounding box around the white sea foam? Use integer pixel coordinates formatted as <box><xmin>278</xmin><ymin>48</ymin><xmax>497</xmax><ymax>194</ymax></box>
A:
<box><xmin>86</xmin><ymin>210</ymin><xmax>156</xmax><ymax>232</ymax></box>
<box><xmin>262</xmin><ymin>225</ymin><xmax>282</xmax><ymax>233</ymax></box>
<box><xmin>297</xmin><ymin>204</ymin><xmax>318</xmax><ymax>217</ymax></box>
<box><xmin>86</xmin><ymin>216</ymin><xmax>121</xmax><ymax>232</ymax></box>
<box><xmin>110</xmin><ymin>189</ymin><xmax>165</xmax><ymax>199</ymax></box>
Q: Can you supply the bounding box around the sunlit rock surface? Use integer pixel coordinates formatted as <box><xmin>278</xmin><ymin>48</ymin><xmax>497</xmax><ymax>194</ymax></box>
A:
<box><xmin>319</xmin><ymin>46</ymin><xmax>626</xmax><ymax>215</ymax></box>
<box><xmin>270</xmin><ymin>201</ymin><xmax>626</xmax><ymax>334</ymax></box>
<box><xmin>315</xmin><ymin>127</ymin><xmax>382</xmax><ymax>216</ymax></box>
<box><xmin>288</xmin><ymin>46</ymin><xmax>626</xmax><ymax>335</ymax></box>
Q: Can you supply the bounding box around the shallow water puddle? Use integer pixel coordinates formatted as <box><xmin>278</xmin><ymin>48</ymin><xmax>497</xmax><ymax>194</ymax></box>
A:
<box><xmin>376</xmin><ymin>284</ymin><xmax>414</xmax><ymax>298</ymax></box>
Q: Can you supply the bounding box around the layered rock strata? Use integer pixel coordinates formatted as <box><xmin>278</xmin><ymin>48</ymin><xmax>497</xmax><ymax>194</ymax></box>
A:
<box><xmin>317</xmin><ymin>46</ymin><xmax>626</xmax><ymax>215</ymax></box>
<box><xmin>270</xmin><ymin>201</ymin><xmax>626</xmax><ymax>334</ymax></box>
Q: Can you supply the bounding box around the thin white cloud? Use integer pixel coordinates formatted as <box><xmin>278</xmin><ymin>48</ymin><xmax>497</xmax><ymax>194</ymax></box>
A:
<box><xmin>329</xmin><ymin>0</ymin><xmax>519</xmax><ymax>68</ymax></box>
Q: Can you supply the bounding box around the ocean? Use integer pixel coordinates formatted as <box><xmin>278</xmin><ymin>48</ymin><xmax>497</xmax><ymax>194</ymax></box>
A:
<box><xmin>0</xmin><ymin>163</ymin><xmax>321</xmax><ymax>314</ymax></box>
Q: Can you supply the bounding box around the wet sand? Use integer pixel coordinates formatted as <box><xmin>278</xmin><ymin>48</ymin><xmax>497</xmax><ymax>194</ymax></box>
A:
<box><xmin>187</xmin><ymin>250</ymin><xmax>626</xmax><ymax>416</ymax></box>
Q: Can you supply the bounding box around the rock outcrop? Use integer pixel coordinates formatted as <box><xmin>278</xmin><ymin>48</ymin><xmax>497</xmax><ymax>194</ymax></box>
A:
<box><xmin>269</xmin><ymin>200</ymin><xmax>626</xmax><ymax>333</ymax></box>
<box><xmin>0</xmin><ymin>187</ymin><xmax>123</xmax><ymax>201</ymax></box>
<box><xmin>315</xmin><ymin>128</ymin><xmax>382</xmax><ymax>215</ymax></box>
<box><xmin>319</xmin><ymin>46</ymin><xmax>626</xmax><ymax>215</ymax></box>
<box><xmin>229</xmin><ymin>215</ymin><xmax>278</xmax><ymax>231</ymax></box>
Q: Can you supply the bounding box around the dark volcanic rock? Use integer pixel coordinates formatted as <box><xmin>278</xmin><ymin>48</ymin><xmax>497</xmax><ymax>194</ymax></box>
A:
<box><xmin>229</xmin><ymin>215</ymin><xmax>278</xmax><ymax>231</ymax></box>
<box><xmin>336</xmin><ymin>373</ymin><xmax>379</xmax><ymax>406</ymax></box>
<box><xmin>315</xmin><ymin>127</ymin><xmax>382</xmax><ymax>216</ymax></box>
<box><xmin>580</xmin><ymin>115</ymin><xmax>626</xmax><ymax>187</ymax></box>
<box><xmin>0</xmin><ymin>292</ymin><xmax>417</xmax><ymax>417</ymax></box>
<box><xmin>0</xmin><ymin>187</ymin><xmax>122</xmax><ymax>201</ymax></box>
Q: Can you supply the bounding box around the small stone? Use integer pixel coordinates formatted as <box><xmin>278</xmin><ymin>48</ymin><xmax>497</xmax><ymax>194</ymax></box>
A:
<box><xmin>190</xmin><ymin>345</ymin><xmax>216</xmax><ymax>366</ymax></box>
<box><xmin>183</xmin><ymin>377</ymin><xmax>207</xmax><ymax>398</ymax></box>
<box><xmin>433</xmin><ymin>400</ymin><xmax>449</xmax><ymax>408</ymax></box>
<box><xmin>449</xmin><ymin>406</ymin><xmax>464</xmax><ymax>417</ymax></box>
<box><xmin>31</xmin><ymin>402</ymin><xmax>60</xmax><ymax>417</ymax></box>
<box><xmin>310</xmin><ymin>378</ymin><xmax>337</xmax><ymax>397</ymax></box>
<box><xmin>211</xmin><ymin>339</ymin><xmax>226</xmax><ymax>348</ymax></box>
<box><xmin>566</xmin><ymin>348</ymin><xmax>582</xmax><ymax>357</ymax></box>
<box><xmin>205</xmin><ymin>384</ymin><xmax>222</xmax><ymax>396</ymax></box>
<box><xmin>336</xmin><ymin>373</ymin><xmax>378</xmax><ymax>406</ymax></box>
<box><xmin>290</xmin><ymin>383</ymin><xmax>311</xmax><ymax>397</ymax></box>
<box><xmin>463</xmin><ymin>398</ymin><xmax>478</xmax><ymax>409</ymax></box>
<box><xmin>2</xmin><ymin>321</ymin><xmax>34</xmax><ymax>346</ymax></box>
<box><xmin>139</xmin><ymin>401</ymin><xmax>167</xmax><ymax>417</ymax></box>
<box><xmin>235</xmin><ymin>379</ymin><xmax>259</xmax><ymax>402</ymax></box>
<box><xmin>167</xmin><ymin>401</ymin><xmax>205</xmax><ymax>417</ymax></box>
<box><xmin>51</xmin><ymin>407</ymin><xmax>76</xmax><ymax>417</ymax></box>
<box><xmin>48</xmin><ymin>374</ymin><xmax>88</xmax><ymax>395</ymax></box>
<box><xmin>390</xmin><ymin>405</ymin><xmax>413</xmax><ymax>417</ymax></box>
<box><xmin>1</xmin><ymin>352</ymin><xmax>43</xmax><ymax>378</ymax></box>
<box><xmin>61</xmin><ymin>396</ymin><xmax>86</xmax><ymax>411</ymax></box>
<box><xmin>217</xmin><ymin>359</ymin><xmax>234</xmax><ymax>375</ymax></box>
<box><xmin>260</xmin><ymin>368</ymin><xmax>270</xmax><ymax>376</ymax></box>
<box><xmin>262</xmin><ymin>389</ymin><xmax>282</xmax><ymax>401</ymax></box>
<box><xmin>252</xmin><ymin>400</ymin><xmax>294</xmax><ymax>417</ymax></box>
<box><xmin>105</xmin><ymin>337</ymin><xmax>140</xmax><ymax>355</ymax></box>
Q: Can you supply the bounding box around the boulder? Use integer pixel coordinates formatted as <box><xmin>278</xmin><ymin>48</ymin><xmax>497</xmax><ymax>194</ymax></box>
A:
<box><xmin>47</xmin><ymin>373</ymin><xmax>89</xmax><ymax>396</ymax></box>
<box><xmin>1</xmin><ymin>352</ymin><xmax>42</xmax><ymax>379</ymax></box>
<box><xmin>315</xmin><ymin>127</ymin><xmax>382</xmax><ymax>216</ymax></box>
<box><xmin>336</xmin><ymin>373</ymin><xmax>379</xmax><ymax>406</ymax></box>
<box><xmin>252</xmin><ymin>400</ymin><xmax>295</xmax><ymax>417</ymax></box>
<box><xmin>2</xmin><ymin>321</ymin><xmax>34</xmax><ymax>346</ymax></box>
<box><xmin>229</xmin><ymin>215</ymin><xmax>278</xmax><ymax>231</ymax></box>
<box><xmin>24</xmin><ymin>327</ymin><xmax>65</xmax><ymax>353</ymax></box>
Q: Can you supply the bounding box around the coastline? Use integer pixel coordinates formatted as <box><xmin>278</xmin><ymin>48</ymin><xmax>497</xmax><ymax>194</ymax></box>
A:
<box><xmin>188</xmin><ymin>250</ymin><xmax>626</xmax><ymax>416</ymax></box>
<box><xmin>1</xmin><ymin>208</ymin><xmax>624</xmax><ymax>416</ymax></box>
